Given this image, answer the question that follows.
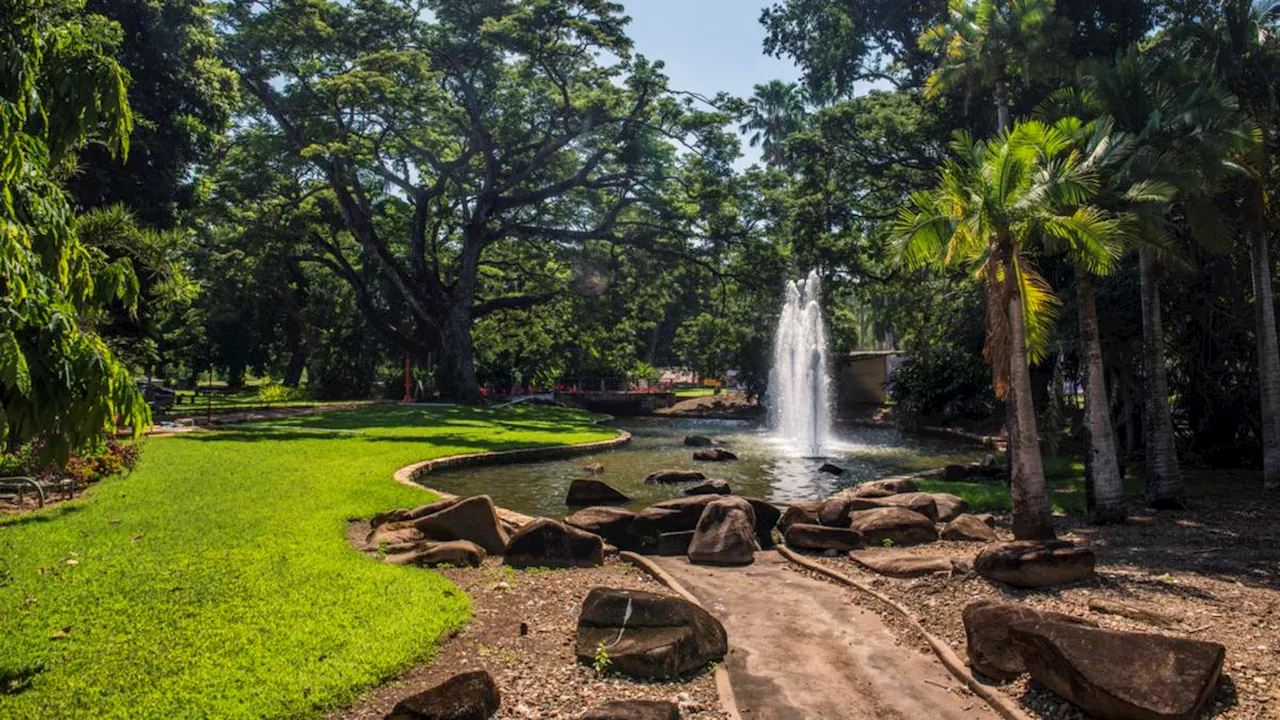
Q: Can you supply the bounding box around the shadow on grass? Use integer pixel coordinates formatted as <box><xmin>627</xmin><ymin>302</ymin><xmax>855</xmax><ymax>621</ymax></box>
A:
<box><xmin>0</xmin><ymin>663</ymin><xmax>44</xmax><ymax>697</ymax></box>
<box><xmin>0</xmin><ymin>503</ymin><xmax>83</xmax><ymax>528</ymax></box>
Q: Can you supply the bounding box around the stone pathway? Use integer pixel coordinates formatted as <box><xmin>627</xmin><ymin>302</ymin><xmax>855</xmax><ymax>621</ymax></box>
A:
<box><xmin>653</xmin><ymin>550</ymin><xmax>1000</xmax><ymax>720</ymax></box>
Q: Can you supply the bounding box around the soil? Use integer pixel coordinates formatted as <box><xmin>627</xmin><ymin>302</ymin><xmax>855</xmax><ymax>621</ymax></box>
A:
<box><xmin>654</xmin><ymin>393</ymin><xmax>761</xmax><ymax>419</ymax></box>
<box><xmin>331</xmin><ymin>553</ymin><xmax>728</xmax><ymax>720</ymax></box>
<box><xmin>804</xmin><ymin>478</ymin><xmax>1280</xmax><ymax>720</ymax></box>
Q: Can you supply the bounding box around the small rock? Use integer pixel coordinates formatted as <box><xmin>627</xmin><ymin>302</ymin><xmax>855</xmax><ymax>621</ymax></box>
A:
<box><xmin>683</xmin><ymin>435</ymin><xmax>717</xmax><ymax>447</ymax></box>
<box><xmin>413</xmin><ymin>495</ymin><xmax>510</xmax><ymax>555</ymax></box>
<box><xmin>387</xmin><ymin>669</ymin><xmax>499</xmax><ymax>720</ymax></box>
<box><xmin>941</xmin><ymin>514</ymin><xmax>999</xmax><ymax>542</ymax></box>
<box><xmin>583</xmin><ymin>462</ymin><xmax>605</xmax><ymax>474</ymax></box>
<box><xmin>564</xmin><ymin>506</ymin><xmax>638</xmax><ymax>550</ymax></box>
<box><xmin>692</xmin><ymin>448</ymin><xmax>738</xmax><ymax>462</ymax></box>
<box><xmin>504</xmin><ymin>518</ymin><xmax>604</xmax><ymax>569</ymax></box>
<box><xmin>644</xmin><ymin>469</ymin><xmax>706</xmax><ymax>485</ymax></box>
<box><xmin>580</xmin><ymin>700</ymin><xmax>680</xmax><ymax>719</ymax></box>
<box><xmin>818</xmin><ymin>462</ymin><xmax>844</xmax><ymax>475</ymax></box>
<box><xmin>784</xmin><ymin>523</ymin><xmax>864</xmax><ymax>552</ymax></box>
<box><xmin>576</xmin><ymin>588</ymin><xmax>727</xmax><ymax>679</ymax></box>
<box><xmin>566</xmin><ymin>478</ymin><xmax>629</xmax><ymax>506</ymax></box>
<box><xmin>847</xmin><ymin>506</ymin><xmax>938</xmax><ymax>546</ymax></box>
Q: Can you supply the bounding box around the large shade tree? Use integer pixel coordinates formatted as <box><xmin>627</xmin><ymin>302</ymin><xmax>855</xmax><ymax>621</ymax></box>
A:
<box><xmin>220</xmin><ymin>0</ymin><xmax>712</xmax><ymax>402</ymax></box>
<box><xmin>1</xmin><ymin>0</ymin><xmax>149</xmax><ymax>458</ymax></box>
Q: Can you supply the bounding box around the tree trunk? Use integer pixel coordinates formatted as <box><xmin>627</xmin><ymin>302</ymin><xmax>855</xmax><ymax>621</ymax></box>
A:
<box><xmin>993</xmin><ymin>72</ymin><xmax>1011</xmax><ymax>133</ymax></box>
<box><xmin>1139</xmin><ymin>249</ymin><xmax>1184</xmax><ymax>508</ymax></box>
<box><xmin>1007</xmin><ymin>273</ymin><xmax>1056</xmax><ymax>540</ymax></box>
<box><xmin>1076</xmin><ymin>266</ymin><xmax>1125</xmax><ymax>523</ymax></box>
<box><xmin>438</xmin><ymin>306</ymin><xmax>481</xmax><ymax>403</ymax></box>
<box><xmin>283</xmin><ymin>349</ymin><xmax>307</xmax><ymax>389</ymax></box>
<box><xmin>1250</xmin><ymin>218</ymin><xmax>1280</xmax><ymax>493</ymax></box>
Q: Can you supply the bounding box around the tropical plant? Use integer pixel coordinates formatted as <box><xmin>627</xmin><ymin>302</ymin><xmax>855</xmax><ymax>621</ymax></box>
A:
<box><xmin>1043</xmin><ymin>48</ymin><xmax>1253</xmax><ymax>506</ymax></box>
<box><xmin>918</xmin><ymin>0</ymin><xmax>1062</xmax><ymax>132</ymax></box>
<box><xmin>1</xmin><ymin>0</ymin><xmax>150</xmax><ymax>460</ymax></box>
<box><xmin>1183</xmin><ymin>0</ymin><xmax>1280</xmax><ymax>492</ymax></box>
<box><xmin>893</xmin><ymin>120</ymin><xmax>1118</xmax><ymax>539</ymax></box>
<box><xmin>740</xmin><ymin>80</ymin><xmax>809</xmax><ymax>168</ymax></box>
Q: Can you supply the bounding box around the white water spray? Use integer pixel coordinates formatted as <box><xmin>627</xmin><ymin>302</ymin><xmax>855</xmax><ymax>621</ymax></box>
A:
<box><xmin>768</xmin><ymin>270</ymin><xmax>833</xmax><ymax>457</ymax></box>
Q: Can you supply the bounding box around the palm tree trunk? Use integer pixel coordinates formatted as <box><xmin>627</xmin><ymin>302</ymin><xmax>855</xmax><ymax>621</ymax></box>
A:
<box><xmin>993</xmin><ymin>68</ymin><xmax>1011</xmax><ymax>133</ymax></box>
<box><xmin>1007</xmin><ymin>274</ymin><xmax>1055</xmax><ymax>539</ymax></box>
<box><xmin>1250</xmin><ymin>220</ymin><xmax>1280</xmax><ymax>493</ymax></box>
<box><xmin>1076</xmin><ymin>266</ymin><xmax>1125</xmax><ymax>522</ymax></box>
<box><xmin>1139</xmin><ymin>249</ymin><xmax>1184</xmax><ymax>508</ymax></box>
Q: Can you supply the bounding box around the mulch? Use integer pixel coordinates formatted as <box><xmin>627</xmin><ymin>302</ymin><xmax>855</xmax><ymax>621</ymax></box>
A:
<box><xmin>330</xmin><ymin>555</ymin><xmax>728</xmax><ymax>720</ymax></box>
<box><xmin>805</xmin><ymin>472</ymin><xmax>1280</xmax><ymax>720</ymax></box>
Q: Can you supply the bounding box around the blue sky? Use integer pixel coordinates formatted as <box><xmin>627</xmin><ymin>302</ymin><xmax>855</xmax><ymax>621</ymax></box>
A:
<box><xmin>619</xmin><ymin>0</ymin><xmax>803</xmax><ymax>166</ymax></box>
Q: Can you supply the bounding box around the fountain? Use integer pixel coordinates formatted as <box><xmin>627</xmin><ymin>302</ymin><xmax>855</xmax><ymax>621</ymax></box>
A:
<box><xmin>769</xmin><ymin>270</ymin><xmax>834</xmax><ymax>457</ymax></box>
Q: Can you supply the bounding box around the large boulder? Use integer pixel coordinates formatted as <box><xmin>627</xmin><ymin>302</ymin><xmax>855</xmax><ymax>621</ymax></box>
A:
<box><xmin>372</xmin><ymin>498</ymin><xmax>459</xmax><ymax>528</ymax></box>
<box><xmin>778</xmin><ymin>501</ymin><xmax>822</xmax><ymax>534</ymax></box>
<box><xmin>941</xmin><ymin>514</ymin><xmax>999</xmax><ymax>542</ymax></box>
<box><xmin>387</xmin><ymin>669</ymin><xmax>499</xmax><ymax>720</ymax></box>
<box><xmin>847</xmin><ymin>506</ymin><xmax>938</xmax><ymax>547</ymax></box>
<box><xmin>414</xmin><ymin>495</ymin><xmax>510</xmax><ymax>555</ymax></box>
<box><xmin>633</xmin><ymin>495</ymin><xmax>717</xmax><ymax>538</ymax></box>
<box><xmin>688</xmin><ymin>496</ymin><xmax>758</xmax><ymax>566</ymax></box>
<box><xmin>644</xmin><ymin>469</ymin><xmax>706</xmax><ymax>485</ymax></box>
<box><xmin>566</xmin><ymin>478</ymin><xmax>630</xmax><ymax>506</ymax></box>
<box><xmin>580</xmin><ymin>700</ymin><xmax>680</xmax><ymax>720</ymax></box>
<box><xmin>384</xmin><ymin>540</ymin><xmax>487</xmax><ymax>568</ymax></box>
<box><xmin>818</xmin><ymin>494</ymin><xmax>858</xmax><ymax>527</ymax></box>
<box><xmin>366</xmin><ymin>522</ymin><xmax>425</xmax><ymax>550</ymax></box>
<box><xmin>784</xmin><ymin>523</ymin><xmax>863</xmax><ymax>552</ymax></box>
<box><xmin>852</xmin><ymin>478</ymin><xmax>918</xmax><ymax>498</ymax></box>
<box><xmin>684</xmin><ymin>478</ymin><xmax>731</xmax><ymax>496</ymax></box>
<box><xmin>930</xmin><ymin>493</ymin><xmax>969</xmax><ymax>522</ymax></box>
<box><xmin>1010</xmin><ymin>620</ymin><xmax>1225</xmax><ymax>720</ymax></box>
<box><xmin>576</xmin><ymin>587</ymin><xmax>727</xmax><ymax>679</ymax></box>
<box><xmin>504</xmin><ymin>518</ymin><xmax>603</xmax><ymax>568</ymax></box>
<box><xmin>849</xmin><ymin>550</ymin><xmax>957</xmax><ymax>578</ymax></box>
<box><xmin>962</xmin><ymin>599</ymin><xmax>1093</xmax><ymax>680</ymax></box>
<box><xmin>867</xmin><ymin>492</ymin><xmax>940</xmax><ymax>522</ymax></box>
<box><xmin>975</xmin><ymin>540</ymin><xmax>1095</xmax><ymax>588</ymax></box>
<box><xmin>565</xmin><ymin>506</ymin><xmax>638</xmax><ymax>550</ymax></box>
<box><xmin>692</xmin><ymin>448</ymin><xmax>738</xmax><ymax>462</ymax></box>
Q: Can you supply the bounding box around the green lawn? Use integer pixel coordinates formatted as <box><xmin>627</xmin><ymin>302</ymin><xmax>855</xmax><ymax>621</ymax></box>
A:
<box><xmin>673</xmin><ymin>387</ymin><xmax>718</xmax><ymax>398</ymax></box>
<box><xmin>916</xmin><ymin>456</ymin><xmax>1223</xmax><ymax>515</ymax></box>
<box><xmin>0</xmin><ymin>404</ymin><xmax>616</xmax><ymax>719</ymax></box>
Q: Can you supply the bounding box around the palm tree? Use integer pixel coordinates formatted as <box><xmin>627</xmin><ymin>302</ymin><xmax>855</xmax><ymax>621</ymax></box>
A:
<box><xmin>893</xmin><ymin>121</ymin><xmax>1117</xmax><ymax>539</ymax></box>
<box><xmin>1047</xmin><ymin>49</ymin><xmax>1251</xmax><ymax>507</ymax></box>
<box><xmin>739</xmin><ymin>81</ymin><xmax>808</xmax><ymax>169</ymax></box>
<box><xmin>1185</xmin><ymin>0</ymin><xmax>1280</xmax><ymax>493</ymax></box>
<box><xmin>918</xmin><ymin>0</ymin><xmax>1060</xmax><ymax>132</ymax></box>
<box><xmin>1029</xmin><ymin>113</ymin><xmax>1178</xmax><ymax>521</ymax></box>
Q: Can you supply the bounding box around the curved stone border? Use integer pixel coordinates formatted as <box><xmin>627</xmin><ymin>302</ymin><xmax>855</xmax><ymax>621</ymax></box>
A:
<box><xmin>619</xmin><ymin>551</ymin><xmax>744</xmax><ymax>720</ymax></box>
<box><xmin>392</xmin><ymin>430</ymin><xmax>632</xmax><ymax>492</ymax></box>
<box><xmin>776</xmin><ymin>546</ymin><xmax>1033</xmax><ymax>720</ymax></box>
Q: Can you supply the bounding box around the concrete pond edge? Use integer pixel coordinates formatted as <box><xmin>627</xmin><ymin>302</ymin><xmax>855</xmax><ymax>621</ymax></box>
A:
<box><xmin>619</xmin><ymin>551</ymin><xmax>745</xmax><ymax>720</ymax></box>
<box><xmin>777</xmin><ymin>545</ymin><xmax>1034</xmax><ymax>720</ymax></box>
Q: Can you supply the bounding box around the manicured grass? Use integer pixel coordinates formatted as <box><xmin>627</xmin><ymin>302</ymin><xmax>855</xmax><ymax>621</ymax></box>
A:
<box><xmin>0</xmin><ymin>404</ymin><xmax>616</xmax><ymax>719</ymax></box>
<box><xmin>916</xmin><ymin>455</ymin><xmax>1225</xmax><ymax>515</ymax></box>
<box><xmin>673</xmin><ymin>387</ymin><xmax>718</xmax><ymax>398</ymax></box>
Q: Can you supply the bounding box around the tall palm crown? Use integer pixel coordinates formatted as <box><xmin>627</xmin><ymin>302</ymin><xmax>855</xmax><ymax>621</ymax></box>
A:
<box><xmin>893</xmin><ymin>121</ymin><xmax>1116</xmax><ymax>391</ymax></box>
<box><xmin>918</xmin><ymin>0</ymin><xmax>1060</xmax><ymax>131</ymax></box>
<box><xmin>739</xmin><ymin>80</ymin><xmax>808</xmax><ymax>168</ymax></box>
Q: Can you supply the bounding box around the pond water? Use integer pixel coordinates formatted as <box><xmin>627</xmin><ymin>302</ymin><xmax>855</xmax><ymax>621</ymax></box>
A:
<box><xmin>419</xmin><ymin>417</ymin><xmax>982</xmax><ymax>518</ymax></box>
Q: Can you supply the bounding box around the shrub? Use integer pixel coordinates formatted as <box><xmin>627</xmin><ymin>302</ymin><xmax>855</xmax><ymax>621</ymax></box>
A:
<box><xmin>257</xmin><ymin>382</ymin><xmax>304</xmax><ymax>404</ymax></box>
<box><xmin>889</xmin><ymin>345</ymin><xmax>996</xmax><ymax>428</ymax></box>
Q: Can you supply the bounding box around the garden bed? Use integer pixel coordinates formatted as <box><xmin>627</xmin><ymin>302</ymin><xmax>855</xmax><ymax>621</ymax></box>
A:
<box><xmin>331</xmin><ymin>556</ymin><xmax>728</xmax><ymax>720</ymax></box>
<box><xmin>799</xmin><ymin>476</ymin><xmax>1280</xmax><ymax>720</ymax></box>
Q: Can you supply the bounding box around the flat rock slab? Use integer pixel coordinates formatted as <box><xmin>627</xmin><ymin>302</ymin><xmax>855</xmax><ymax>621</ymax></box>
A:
<box><xmin>849</xmin><ymin>549</ymin><xmax>957</xmax><ymax>578</ymax></box>
<box><xmin>654</xmin><ymin>551</ymin><xmax>998</xmax><ymax>720</ymax></box>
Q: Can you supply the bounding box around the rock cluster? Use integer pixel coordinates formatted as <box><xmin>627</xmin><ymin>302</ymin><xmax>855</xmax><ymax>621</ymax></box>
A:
<box><xmin>962</xmin><ymin>599</ymin><xmax>1226</xmax><ymax>720</ymax></box>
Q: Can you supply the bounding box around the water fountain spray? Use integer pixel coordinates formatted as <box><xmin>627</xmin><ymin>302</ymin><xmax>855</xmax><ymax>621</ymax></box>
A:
<box><xmin>769</xmin><ymin>270</ymin><xmax>833</xmax><ymax>457</ymax></box>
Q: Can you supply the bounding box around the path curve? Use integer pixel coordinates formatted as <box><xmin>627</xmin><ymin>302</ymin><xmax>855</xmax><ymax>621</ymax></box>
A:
<box><xmin>653</xmin><ymin>551</ymin><xmax>1000</xmax><ymax>720</ymax></box>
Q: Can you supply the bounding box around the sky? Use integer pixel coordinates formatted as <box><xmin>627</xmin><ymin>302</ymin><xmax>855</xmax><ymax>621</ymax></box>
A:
<box><xmin>619</xmin><ymin>0</ymin><xmax>804</xmax><ymax>167</ymax></box>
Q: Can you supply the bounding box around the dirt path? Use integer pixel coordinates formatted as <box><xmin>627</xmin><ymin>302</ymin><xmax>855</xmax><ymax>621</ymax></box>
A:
<box><xmin>653</xmin><ymin>550</ymin><xmax>1000</xmax><ymax>720</ymax></box>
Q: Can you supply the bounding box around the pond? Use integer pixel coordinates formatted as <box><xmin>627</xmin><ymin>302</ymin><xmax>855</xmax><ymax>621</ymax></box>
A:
<box><xmin>419</xmin><ymin>417</ymin><xmax>983</xmax><ymax>518</ymax></box>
